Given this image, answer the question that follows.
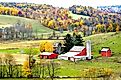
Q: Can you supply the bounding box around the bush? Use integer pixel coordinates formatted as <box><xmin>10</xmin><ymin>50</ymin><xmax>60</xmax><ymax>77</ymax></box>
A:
<box><xmin>80</xmin><ymin>67</ymin><xmax>113</xmax><ymax>78</ymax></box>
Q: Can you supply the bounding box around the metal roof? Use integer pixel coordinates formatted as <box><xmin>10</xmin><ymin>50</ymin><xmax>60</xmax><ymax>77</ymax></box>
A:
<box><xmin>101</xmin><ymin>48</ymin><xmax>110</xmax><ymax>51</ymax></box>
<box><xmin>70</xmin><ymin>46</ymin><xmax>85</xmax><ymax>52</ymax></box>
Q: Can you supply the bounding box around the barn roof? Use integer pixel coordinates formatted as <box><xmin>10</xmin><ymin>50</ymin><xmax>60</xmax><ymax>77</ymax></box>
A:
<box><xmin>59</xmin><ymin>52</ymin><xmax>79</xmax><ymax>57</ymax></box>
<box><xmin>101</xmin><ymin>48</ymin><xmax>110</xmax><ymax>51</ymax></box>
<box><xmin>70</xmin><ymin>46</ymin><xmax>85</xmax><ymax>52</ymax></box>
<box><xmin>64</xmin><ymin>52</ymin><xmax>80</xmax><ymax>57</ymax></box>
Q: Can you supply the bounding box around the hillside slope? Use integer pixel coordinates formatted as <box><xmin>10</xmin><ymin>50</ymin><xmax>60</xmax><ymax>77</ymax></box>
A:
<box><xmin>0</xmin><ymin>15</ymin><xmax>54</xmax><ymax>33</ymax></box>
<box><xmin>84</xmin><ymin>32</ymin><xmax>121</xmax><ymax>57</ymax></box>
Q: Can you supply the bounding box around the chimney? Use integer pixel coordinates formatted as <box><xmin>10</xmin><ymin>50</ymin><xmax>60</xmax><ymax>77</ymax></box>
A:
<box><xmin>86</xmin><ymin>40</ymin><xmax>91</xmax><ymax>59</ymax></box>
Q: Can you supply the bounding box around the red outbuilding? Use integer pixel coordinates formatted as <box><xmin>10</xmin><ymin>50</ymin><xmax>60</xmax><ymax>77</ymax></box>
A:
<box><xmin>100</xmin><ymin>47</ymin><xmax>112</xmax><ymax>57</ymax></box>
<box><xmin>40</xmin><ymin>52</ymin><xmax>58</xmax><ymax>59</ymax></box>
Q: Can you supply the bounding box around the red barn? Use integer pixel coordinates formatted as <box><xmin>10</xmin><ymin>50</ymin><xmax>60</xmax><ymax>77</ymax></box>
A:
<box><xmin>40</xmin><ymin>52</ymin><xmax>58</xmax><ymax>59</ymax></box>
<box><xmin>101</xmin><ymin>47</ymin><xmax>111</xmax><ymax>57</ymax></box>
<box><xmin>58</xmin><ymin>46</ymin><xmax>87</xmax><ymax>61</ymax></box>
<box><xmin>58</xmin><ymin>40</ymin><xmax>92</xmax><ymax>62</ymax></box>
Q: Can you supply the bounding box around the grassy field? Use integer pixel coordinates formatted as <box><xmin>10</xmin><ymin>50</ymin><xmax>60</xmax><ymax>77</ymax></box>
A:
<box><xmin>69</xmin><ymin>11</ymin><xmax>90</xmax><ymax>19</ymax></box>
<box><xmin>0</xmin><ymin>15</ymin><xmax>54</xmax><ymax>33</ymax></box>
<box><xmin>84</xmin><ymin>32</ymin><xmax>121</xmax><ymax>57</ymax></box>
<box><xmin>57</xmin><ymin>59</ymin><xmax>121</xmax><ymax>77</ymax></box>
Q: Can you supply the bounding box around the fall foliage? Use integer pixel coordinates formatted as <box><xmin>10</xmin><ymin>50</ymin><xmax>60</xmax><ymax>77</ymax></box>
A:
<box><xmin>0</xmin><ymin>2</ymin><xmax>121</xmax><ymax>36</ymax></box>
<box><xmin>22</xmin><ymin>61</ymin><xmax>32</xmax><ymax>77</ymax></box>
<box><xmin>40</xmin><ymin>41</ymin><xmax>54</xmax><ymax>52</ymax></box>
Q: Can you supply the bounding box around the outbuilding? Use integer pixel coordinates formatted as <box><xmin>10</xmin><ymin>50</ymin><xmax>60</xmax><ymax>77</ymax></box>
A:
<box><xmin>100</xmin><ymin>47</ymin><xmax>112</xmax><ymax>57</ymax></box>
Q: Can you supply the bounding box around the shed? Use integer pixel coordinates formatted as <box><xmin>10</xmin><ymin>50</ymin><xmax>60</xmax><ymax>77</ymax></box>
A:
<box><xmin>100</xmin><ymin>47</ymin><xmax>111</xmax><ymax>57</ymax></box>
<box><xmin>40</xmin><ymin>52</ymin><xmax>58</xmax><ymax>59</ymax></box>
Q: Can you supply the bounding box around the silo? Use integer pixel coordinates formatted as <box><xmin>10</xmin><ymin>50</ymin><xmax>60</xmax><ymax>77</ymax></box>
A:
<box><xmin>86</xmin><ymin>40</ymin><xmax>91</xmax><ymax>59</ymax></box>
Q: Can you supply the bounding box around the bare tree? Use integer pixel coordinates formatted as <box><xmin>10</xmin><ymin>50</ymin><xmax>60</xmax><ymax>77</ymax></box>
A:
<box><xmin>46</xmin><ymin>60</ymin><xmax>60</xmax><ymax>80</ymax></box>
<box><xmin>3</xmin><ymin>54</ymin><xmax>16</xmax><ymax>77</ymax></box>
<box><xmin>0</xmin><ymin>57</ymin><xmax>2</xmax><ymax>77</ymax></box>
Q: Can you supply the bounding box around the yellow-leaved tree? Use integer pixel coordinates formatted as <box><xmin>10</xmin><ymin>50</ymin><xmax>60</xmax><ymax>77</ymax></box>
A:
<box><xmin>40</xmin><ymin>42</ymin><xmax>46</xmax><ymax>52</ymax></box>
<box><xmin>79</xmin><ymin>20</ymin><xmax>84</xmax><ymax>26</ymax></box>
<box><xmin>44</xmin><ymin>41</ymin><xmax>54</xmax><ymax>52</ymax></box>
<box><xmin>116</xmin><ymin>24</ymin><xmax>120</xmax><ymax>33</ymax></box>
<box><xmin>22</xmin><ymin>61</ymin><xmax>32</xmax><ymax>78</ymax></box>
<box><xmin>40</xmin><ymin>41</ymin><xmax>53</xmax><ymax>52</ymax></box>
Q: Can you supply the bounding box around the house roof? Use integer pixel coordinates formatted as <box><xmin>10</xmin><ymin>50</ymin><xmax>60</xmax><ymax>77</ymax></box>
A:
<box><xmin>70</xmin><ymin>46</ymin><xmax>85</xmax><ymax>52</ymax></box>
<box><xmin>40</xmin><ymin>52</ymin><xmax>53</xmax><ymax>55</ymax></box>
<box><xmin>101</xmin><ymin>48</ymin><xmax>110</xmax><ymax>51</ymax></box>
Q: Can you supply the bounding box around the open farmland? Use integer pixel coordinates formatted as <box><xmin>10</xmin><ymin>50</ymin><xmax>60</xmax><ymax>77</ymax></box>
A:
<box><xmin>0</xmin><ymin>40</ymin><xmax>63</xmax><ymax>49</ymax></box>
<box><xmin>1</xmin><ymin>32</ymin><xmax>120</xmax><ymax>56</ymax></box>
<box><xmin>0</xmin><ymin>53</ymin><xmax>29</xmax><ymax>65</ymax></box>
<box><xmin>0</xmin><ymin>40</ymin><xmax>63</xmax><ymax>54</ymax></box>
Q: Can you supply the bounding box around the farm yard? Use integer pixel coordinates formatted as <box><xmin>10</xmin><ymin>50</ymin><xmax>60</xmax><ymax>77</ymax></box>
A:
<box><xmin>0</xmin><ymin>1</ymin><xmax>121</xmax><ymax>80</ymax></box>
<box><xmin>0</xmin><ymin>32</ymin><xmax>121</xmax><ymax>79</ymax></box>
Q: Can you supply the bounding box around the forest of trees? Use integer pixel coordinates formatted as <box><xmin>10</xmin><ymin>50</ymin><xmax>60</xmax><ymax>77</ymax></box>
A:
<box><xmin>0</xmin><ymin>2</ymin><xmax>121</xmax><ymax>37</ymax></box>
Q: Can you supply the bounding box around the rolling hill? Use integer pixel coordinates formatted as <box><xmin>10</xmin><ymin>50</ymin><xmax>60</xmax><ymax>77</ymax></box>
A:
<box><xmin>84</xmin><ymin>32</ymin><xmax>121</xmax><ymax>57</ymax></box>
<box><xmin>0</xmin><ymin>15</ymin><xmax>54</xmax><ymax>33</ymax></box>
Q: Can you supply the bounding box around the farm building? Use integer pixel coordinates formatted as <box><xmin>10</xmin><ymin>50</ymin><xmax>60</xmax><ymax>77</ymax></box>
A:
<box><xmin>40</xmin><ymin>52</ymin><xmax>58</xmax><ymax>59</ymax></box>
<box><xmin>58</xmin><ymin>40</ymin><xmax>92</xmax><ymax>62</ymax></box>
<box><xmin>100</xmin><ymin>47</ymin><xmax>112</xmax><ymax>57</ymax></box>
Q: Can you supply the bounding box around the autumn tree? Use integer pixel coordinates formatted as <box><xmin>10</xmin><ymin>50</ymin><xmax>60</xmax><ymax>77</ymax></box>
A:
<box><xmin>96</xmin><ymin>23</ymin><xmax>102</xmax><ymax>33</ymax></box>
<box><xmin>22</xmin><ymin>44</ymin><xmax>36</xmax><ymax>78</ymax></box>
<box><xmin>22</xmin><ymin>61</ymin><xmax>32</xmax><ymax>78</ymax></box>
<box><xmin>40</xmin><ymin>41</ymin><xmax>54</xmax><ymax>52</ymax></box>
<box><xmin>107</xmin><ymin>23</ymin><xmax>113</xmax><ymax>32</ymax></box>
<box><xmin>116</xmin><ymin>24</ymin><xmax>120</xmax><ymax>33</ymax></box>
